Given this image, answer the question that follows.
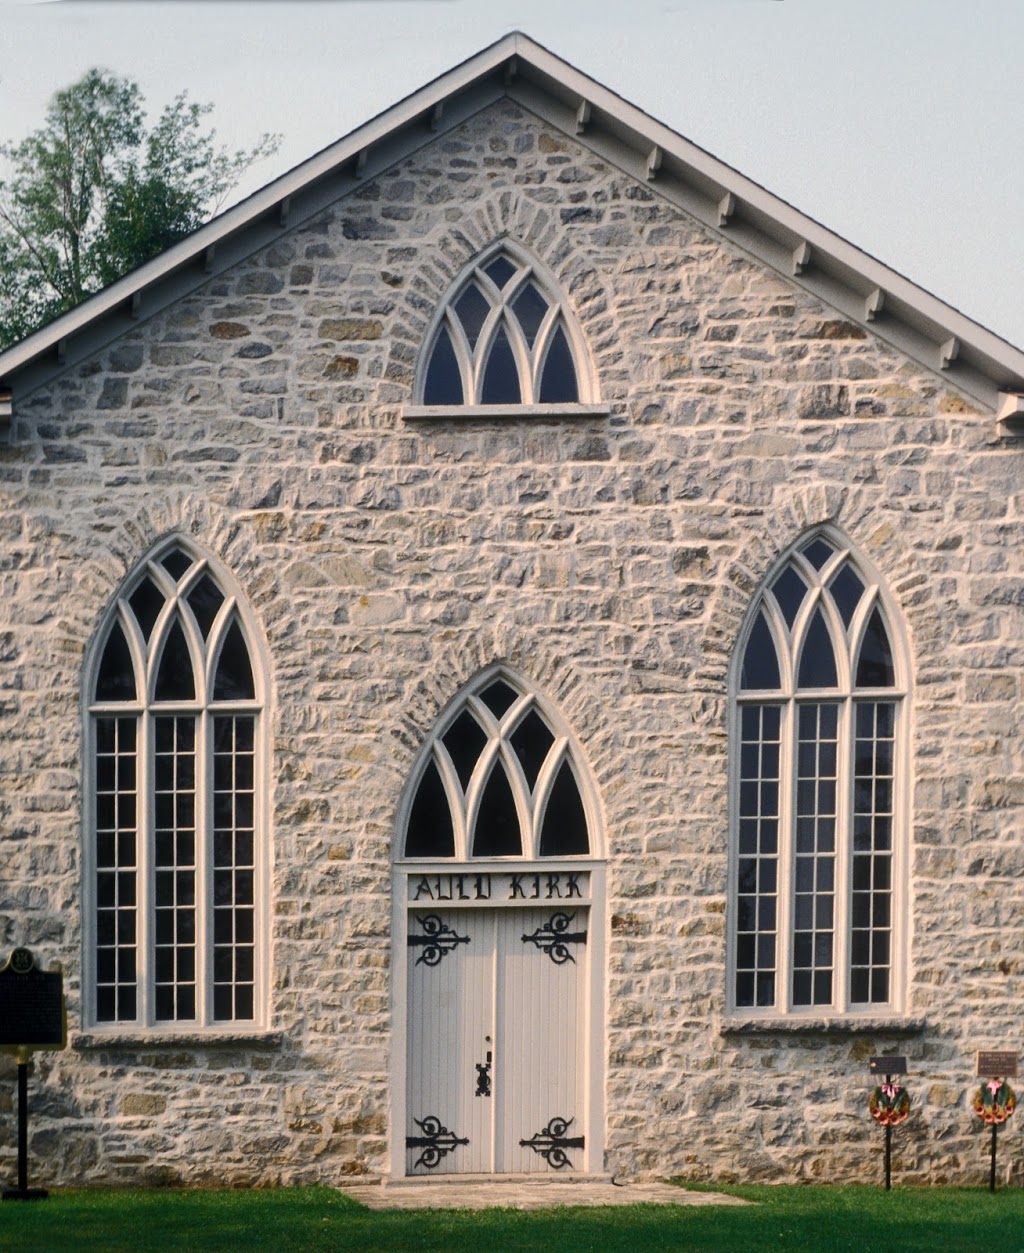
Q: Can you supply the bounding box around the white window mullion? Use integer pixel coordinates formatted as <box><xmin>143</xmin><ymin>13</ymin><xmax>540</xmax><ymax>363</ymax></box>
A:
<box><xmin>834</xmin><ymin>698</ymin><xmax>853</xmax><ymax>1012</ymax></box>
<box><xmin>777</xmin><ymin>699</ymin><xmax>795</xmax><ymax>1012</ymax></box>
<box><xmin>137</xmin><ymin>710</ymin><xmax>154</xmax><ymax>1027</ymax></box>
<box><xmin>196</xmin><ymin>706</ymin><xmax>211</xmax><ymax>1027</ymax></box>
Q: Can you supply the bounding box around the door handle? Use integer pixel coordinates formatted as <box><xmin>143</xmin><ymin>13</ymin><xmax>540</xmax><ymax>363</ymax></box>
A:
<box><xmin>475</xmin><ymin>1049</ymin><xmax>492</xmax><ymax>1098</ymax></box>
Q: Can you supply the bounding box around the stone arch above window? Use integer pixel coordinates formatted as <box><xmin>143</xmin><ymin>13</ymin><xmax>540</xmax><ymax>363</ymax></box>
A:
<box><xmin>86</xmin><ymin>538</ymin><xmax>266</xmax><ymax>1029</ymax></box>
<box><xmin>729</xmin><ymin>529</ymin><xmax>908</xmax><ymax>1016</ymax></box>
<box><xmin>412</xmin><ymin>243</ymin><xmax>598</xmax><ymax>409</ymax></box>
<box><xmin>400</xmin><ymin>669</ymin><xmax>599</xmax><ymax>860</ymax></box>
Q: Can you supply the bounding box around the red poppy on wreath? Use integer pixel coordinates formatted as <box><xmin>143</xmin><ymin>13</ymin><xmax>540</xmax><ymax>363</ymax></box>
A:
<box><xmin>869</xmin><ymin>1082</ymin><xmax>911</xmax><ymax>1127</ymax></box>
<box><xmin>973</xmin><ymin>1079</ymin><xmax>1017</xmax><ymax>1126</ymax></box>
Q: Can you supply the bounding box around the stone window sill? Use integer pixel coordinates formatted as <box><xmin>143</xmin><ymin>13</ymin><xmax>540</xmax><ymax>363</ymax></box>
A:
<box><xmin>402</xmin><ymin>403</ymin><xmax>610</xmax><ymax>422</ymax></box>
<box><xmin>71</xmin><ymin>1030</ymin><xmax>284</xmax><ymax>1051</ymax></box>
<box><xmin>720</xmin><ymin>1016</ymin><xmax>926</xmax><ymax>1037</ymax></box>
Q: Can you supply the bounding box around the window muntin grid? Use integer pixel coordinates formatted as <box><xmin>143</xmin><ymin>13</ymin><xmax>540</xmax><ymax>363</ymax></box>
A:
<box><xmin>731</xmin><ymin>533</ymin><xmax>905</xmax><ymax>1014</ymax></box>
<box><xmin>87</xmin><ymin>543</ymin><xmax>262</xmax><ymax>1029</ymax></box>
<box><xmin>417</xmin><ymin>245</ymin><xmax>590</xmax><ymax>405</ymax></box>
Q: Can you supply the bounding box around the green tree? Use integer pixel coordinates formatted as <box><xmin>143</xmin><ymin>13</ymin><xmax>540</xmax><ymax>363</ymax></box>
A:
<box><xmin>0</xmin><ymin>69</ymin><xmax>279</xmax><ymax>348</ymax></box>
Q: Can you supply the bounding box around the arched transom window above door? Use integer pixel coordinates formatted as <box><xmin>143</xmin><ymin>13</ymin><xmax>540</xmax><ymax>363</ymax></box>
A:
<box><xmin>401</xmin><ymin>672</ymin><xmax>598</xmax><ymax>860</ymax></box>
<box><xmin>406</xmin><ymin>245</ymin><xmax>607</xmax><ymax>419</ymax></box>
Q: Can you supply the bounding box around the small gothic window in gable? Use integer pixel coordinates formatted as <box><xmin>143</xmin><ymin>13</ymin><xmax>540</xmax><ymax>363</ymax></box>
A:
<box><xmin>740</xmin><ymin>610</ymin><xmax>781</xmax><ymax>691</ymax></box>
<box><xmin>161</xmin><ymin>549</ymin><xmax>193</xmax><ymax>582</ymax></box>
<box><xmin>405</xmin><ymin>758</ymin><xmax>455</xmax><ymax>858</ymax></box>
<box><xmin>96</xmin><ymin>618</ymin><xmax>138</xmax><ymax>702</ymax></box>
<box><xmin>509</xmin><ymin>710</ymin><xmax>556</xmax><ymax>792</ymax></box>
<box><xmin>770</xmin><ymin>566</ymin><xmax>807</xmax><ymax>630</ymax></box>
<box><xmin>418</xmin><ymin>249</ymin><xmax>587</xmax><ymax>407</ymax></box>
<box><xmin>154</xmin><ymin>617</ymin><xmax>196</xmax><ymax>701</ymax></box>
<box><xmin>481</xmin><ymin>323</ymin><xmax>521</xmax><ymax>404</ymax></box>
<box><xmin>128</xmin><ymin>577</ymin><xmax>166</xmax><ymax>643</ymax></box>
<box><xmin>479</xmin><ymin>678</ymin><xmax>519</xmax><ymax>719</ymax></box>
<box><xmin>187</xmin><ymin>575</ymin><xmax>225</xmax><ymax>641</ymax></box>
<box><xmin>442</xmin><ymin>709</ymin><xmax>488</xmax><ymax>792</ymax></box>
<box><xmin>473</xmin><ymin>761</ymin><xmax>522</xmax><ymax>857</ymax></box>
<box><xmin>539</xmin><ymin>759</ymin><xmax>589</xmax><ymax>856</ymax></box>
<box><xmin>855</xmin><ymin>608</ymin><xmax>896</xmax><ymax>688</ymax></box>
<box><xmin>797</xmin><ymin>607</ymin><xmax>839</xmax><ymax>689</ymax></box>
<box><xmin>213</xmin><ymin>619</ymin><xmax>256</xmax><ymax>701</ymax></box>
<box><xmin>423</xmin><ymin>324</ymin><xmax>464</xmax><ymax>405</ymax></box>
<box><xmin>828</xmin><ymin>564</ymin><xmax>865</xmax><ymax>629</ymax></box>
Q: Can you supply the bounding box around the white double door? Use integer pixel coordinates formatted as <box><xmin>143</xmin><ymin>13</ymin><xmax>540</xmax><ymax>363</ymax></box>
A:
<box><xmin>406</xmin><ymin>905</ymin><xmax>588</xmax><ymax>1175</ymax></box>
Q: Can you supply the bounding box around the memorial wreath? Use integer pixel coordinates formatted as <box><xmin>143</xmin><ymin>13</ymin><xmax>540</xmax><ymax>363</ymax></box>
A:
<box><xmin>869</xmin><ymin>1081</ymin><xmax>911</xmax><ymax>1127</ymax></box>
<box><xmin>973</xmin><ymin>1079</ymin><xmax>1016</xmax><ymax>1126</ymax></box>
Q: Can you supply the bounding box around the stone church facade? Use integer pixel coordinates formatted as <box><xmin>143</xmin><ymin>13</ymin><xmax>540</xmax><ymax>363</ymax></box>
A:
<box><xmin>0</xmin><ymin>34</ymin><xmax>1021</xmax><ymax>1187</ymax></box>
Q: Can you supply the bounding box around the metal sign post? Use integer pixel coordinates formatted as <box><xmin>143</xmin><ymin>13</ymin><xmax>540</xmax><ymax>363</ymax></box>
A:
<box><xmin>868</xmin><ymin>1056</ymin><xmax>909</xmax><ymax>1191</ymax></box>
<box><xmin>0</xmin><ymin>948</ymin><xmax>67</xmax><ymax>1201</ymax></box>
<box><xmin>974</xmin><ymin>1052</ymin><xmax>1018</xmax><ymax>1194</ymax></box>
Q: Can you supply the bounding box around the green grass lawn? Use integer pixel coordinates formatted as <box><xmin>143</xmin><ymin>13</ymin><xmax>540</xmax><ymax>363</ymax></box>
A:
<box><xmin>1</xmin><ymin>1183</ymin><xmax>1022</xmax><ymax>1252</ymax></box>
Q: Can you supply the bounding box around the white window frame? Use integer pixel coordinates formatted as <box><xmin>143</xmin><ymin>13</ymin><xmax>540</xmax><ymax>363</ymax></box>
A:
<box><xmin>82</xmin><ymin>538</ymin><xmax>269</xmax><ymax>1032</ymax></box>
<box><xmin>406</xmin><ymin>241</ymin><xmax>601</xmax><ymax>416</ymax></box>
<box><xmin>726</xmin><ymin>528</ymin><xmax>910</xmax><ymax>1018</ymax></box>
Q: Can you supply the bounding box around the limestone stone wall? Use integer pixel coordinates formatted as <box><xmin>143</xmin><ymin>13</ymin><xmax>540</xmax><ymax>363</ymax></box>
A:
<box><xmin>0</xmin><ymin>97</ymin><xmax>1021</xmax><ymax>1187</ymax></box>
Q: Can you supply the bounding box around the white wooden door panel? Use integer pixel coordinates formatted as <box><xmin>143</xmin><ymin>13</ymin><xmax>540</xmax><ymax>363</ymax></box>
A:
<box><xmin>406</xmin><ymin>905</ymin><xmax>588</xmax><ymax>1176</ymax></box>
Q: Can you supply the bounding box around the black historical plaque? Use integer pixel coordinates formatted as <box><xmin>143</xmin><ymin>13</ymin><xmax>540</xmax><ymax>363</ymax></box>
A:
<box><xmin>0</xmin><ymin>949</ymin><xmax>66</xmax><ymax>1051</ymax></box>
<box><xmin>869</xmin><ymin>1056</ymin><xmax>907</xmax><ymax>1076</ymax></box>
<box><xmin>976</xmin><ymin>1050</ymin><xmax>1018</xmax><ymax>1078</ymax></box>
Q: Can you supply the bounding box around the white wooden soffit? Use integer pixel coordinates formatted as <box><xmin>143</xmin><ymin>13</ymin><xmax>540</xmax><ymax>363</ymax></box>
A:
<box><xmin>1</xmin><ymin>31</ymin><xmax>1024</xmax><ymax>415</ymax></box>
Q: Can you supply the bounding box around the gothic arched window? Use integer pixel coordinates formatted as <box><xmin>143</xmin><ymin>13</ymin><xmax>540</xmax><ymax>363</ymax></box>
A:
<box><xmin>414</xmin><ymin>245</ymin><xmax>593</xmax><ymax>408</ymax></box>
<box><xmin>730</xmin><ymin>532</ymin><xmax>907</xmax><ymax>1014</ymax></box>
<box><xmin>87</xmin><ymin>542</ymin><xmax>265</xmax><ymax>1028</ymax></box>
<box><xmin>401</xmin><ymin>672</ymin><xmax>594</xmax><ymax>860</ymax></box>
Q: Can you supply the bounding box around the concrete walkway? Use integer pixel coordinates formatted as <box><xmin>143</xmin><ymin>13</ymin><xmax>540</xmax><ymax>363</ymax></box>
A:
<box><xmin>338</xmin><ymin>1178</ymin><xmax>750</xmax><ymax>1211</ymax></box>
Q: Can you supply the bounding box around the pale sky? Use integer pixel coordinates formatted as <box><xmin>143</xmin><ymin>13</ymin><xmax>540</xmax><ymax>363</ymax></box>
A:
<box><xmin>1</xmin><ymin>0</ymin><xmax>1022</xmax><ymax>345</ymax></box>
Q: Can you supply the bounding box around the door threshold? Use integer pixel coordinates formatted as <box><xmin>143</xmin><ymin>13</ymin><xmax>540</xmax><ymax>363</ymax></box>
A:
<box><xmin>384</xmin><ymin>1172</ymin><xmax>612</xmax><ymax>1189</ymax></box>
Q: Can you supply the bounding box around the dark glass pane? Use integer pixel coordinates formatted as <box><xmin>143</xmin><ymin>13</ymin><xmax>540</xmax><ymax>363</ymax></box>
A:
<box><xmin>423</xmin><ymin>324</ymin><xmax>464</xmax><ymax>405</ymax></box>
<box><xmin>756</xmin><ymin>973</ymin><xmax>775</xmax><ymax>1007</ymax></box>
<box><xmin>453</xmin><ymin>283</ymin><xmax>491</xmax><ymax>351</ymax></box>
<box><xmin>128</xmin><ymin>577</ymin><xmax>165</xmax><ymax>643</ymax></box>
<box><xmin>481</xmin><ymin>323</ymin><xmax>521</xmax><ymax>404</ymax></box>
<box><xmin>740</xmin><ymin>610</ymin><xmax>781</xmax><ymax>690</ymax></box>
<box><xmin>154</xmin><ymin>617</ymin><xmax>195</xmax><ymax>701</ymax></box>
<box><xmin>792</xmin><ymin>970</ymin><xmax>811</xmax><ymax>1005</ymax></box>
<box><xmin>828</xmin><ymin>564</ymin><xmax>865</xmax><ymax>628</ymax></box>
<box><xmin>472</xmin><ymin>762</ymin><xmax>522</xmax><ymax>856</ymax></box>
<box><xmin>235</xmin><ymin>986</ymin><xmax>254</xmax><ymax>1020</ymax></box>
<box><xmin>801</xmin><ymin>538</ymin><xmax>834</xmax><ymax>570</ymax></box>
<box><xmin>479</xmin><ymin>679</ymin><xmax>519</xmax><ymax>719</ymax></box>
<box><xmin>213</xmin><ymin>619</ymin><xmax>255</xmax><ymax>701</ymax></box>
<box><xmin>735</xmin><ymin>972</ymin><xmax>754</xmax><ymax>1007</ymax></box>
<box><xmin>214</xmin><ymin>986</ymin><xmax>233</xmax><ymax>1021</ymax></box>
<box><xmin>96</xmin><ymin>987</ymin><xmax>116</xmax><ymax>1022</ymax></box>
<box><xmin>483</xmin><ymin>254</ymin><xmax>517</xmax><ymax>290</ymax></box>
<box><xmin>405</xmin><ymin>757</ymin><xmax>454</xmax><ymax>857</ymax></box>
<box><xmin>187</xmin><ymin>574</ymin><xmax>224</xmax><ymax>640</ymax></box>
<box><xmin>538</xmin><ymin>323</ymin><xmax>579</xmax><ymax>403</ymax></box>
<box><xmin>539</xmin><ymin>759</ymin><xmax>589</xmax><ymax>856</ymax></box>
<box><xmin>797</xmin><ymin>608</ymin><xmax>838</xmax><ymax>689</ymax></box>
<box><xmin>510</xmin><ymin>709</ymin><xmax>556</xmax><ymax>791</ymax></box>
<box><xmin>441</xmin><ymin>709</ymin><xmax>488</xmax><ymax>792</ymax></box>
<box><xmin>511</xmin><ymin>282</ymin><xmax>549</xmax><ymax>348</ymax></box>
<box><xmin>870</xmin><ymin>969</ymin><xmax>889</xmax><ymax>1002</ymax></box>
<box><xmin>161</xmin><ymin>549</ymin><xmax>193</xmax><ymax>581</ymax></box>
<box><xmin>96</xmin><ymin>619</ymin><xmax>137</xmax><ymax>702</ymax></box>
<box><xmin>856</xmin><ymin>608</ymin><xmax>896</xmax><ymax>687</ymax></box>
<box><xmin>770</xmin><ymin>565</ymin><xmax>807</xmax><ymax>629</ymax></box>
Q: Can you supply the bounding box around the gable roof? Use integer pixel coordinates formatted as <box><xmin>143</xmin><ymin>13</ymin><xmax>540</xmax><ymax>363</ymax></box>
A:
<box><xmin>2</xmin><ymin>31</ymin><xmax>1023</xmax><ymax>421</ymax></box>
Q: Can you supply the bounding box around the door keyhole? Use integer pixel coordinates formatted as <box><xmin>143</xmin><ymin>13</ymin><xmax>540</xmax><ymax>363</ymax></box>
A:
<box><xmin>475</xmin><ymin>1047</ymin><xmax>492</xmax><ymax>1098</ymax></box>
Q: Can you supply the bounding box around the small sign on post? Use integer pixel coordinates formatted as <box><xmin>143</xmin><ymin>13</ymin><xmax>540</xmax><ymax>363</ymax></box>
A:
<box><xmin>973</xmin><ymin>1051</ymin><xmax>1018</xmax><ymax>1194</ymax></box>
<box><xmin>868</xmin><ymin>1056</ymin><xmax>910</xmax><ymax>1191</ymax></box>
<box><xmin>0</xmin><ymin>948</ymin><xmax>67</xmax><ymax>1201</ymax></box>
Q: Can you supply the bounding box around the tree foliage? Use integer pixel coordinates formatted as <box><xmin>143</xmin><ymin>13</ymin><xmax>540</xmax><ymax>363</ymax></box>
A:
<box><xmin>0</xmin><ymin>69</ymin><xmax>279</xmax><ymax>348</ymax></box>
